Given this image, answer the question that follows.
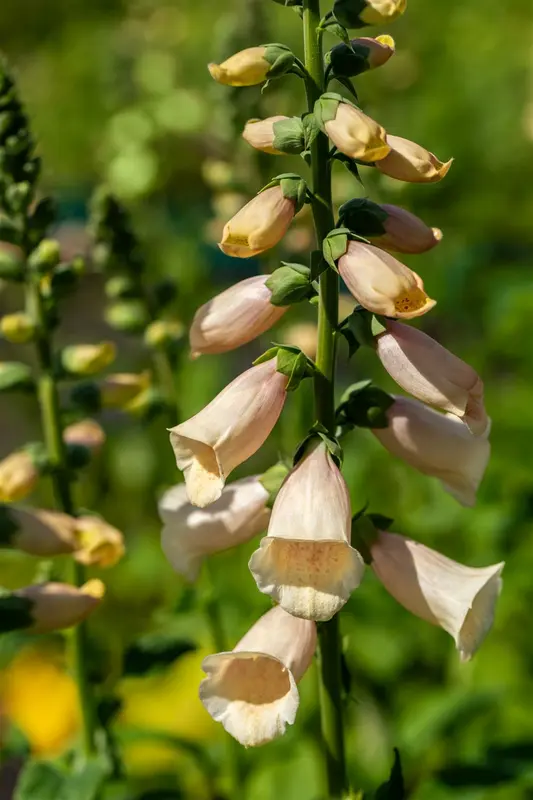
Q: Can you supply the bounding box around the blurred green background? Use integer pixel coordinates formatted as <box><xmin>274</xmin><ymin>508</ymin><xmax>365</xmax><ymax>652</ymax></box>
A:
<box><xmin>1</xmin><ymin>0</ymin><xmax>533</xmax><ymax>798</ymax></box>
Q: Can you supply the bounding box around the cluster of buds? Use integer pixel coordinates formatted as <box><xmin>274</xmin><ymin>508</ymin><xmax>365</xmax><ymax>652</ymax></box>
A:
<box><xmin>156</xmin><ymin>0</ymin><xmax>506</xmax><ymax>751</ymax></box>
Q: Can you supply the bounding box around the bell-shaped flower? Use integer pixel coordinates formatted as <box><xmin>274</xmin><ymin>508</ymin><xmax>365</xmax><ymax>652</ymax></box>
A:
<box><xmin>249</xmin><ymin>440</ymin><xmax>364</xmax><ymax>620</ymax></box>
<box><xmin>372</xmin><ymin>396</ymin><xmax>490</xmax><ymax>506</ymax></box>
<box><xmin>375</xmin><ymin>135</ymin><xmax>453</xmax><ymax>183</ymax></box>
<box><xmin>160</xmin><ymin>476</ymin><xmax>270</xmax><ymax>581</ymax></box>
<box><xmin>200</xmin><ymin>605</ymin><xmax>316</xmax><ymax>746</ymax></box>
<box><xmin>2</xmin><ymin>507</ymin><xmax>77</xmax><ymax>556</ymax></box>
<box><xmin>370</xmin><ymin>530</ymin><xmax>504</xmax><ymax>661</ymax></box>
<box><xmin>0</xmin><ymin>451</ymin><xmax>39</xmax><ymax>503</ymax></box>
<box><xmin>63</xmin><ymin>419</ymin><xmax>106</xmax><ymax>453</ymax></box>
<box><xmin>73</xmin><ymin>516</ymin><xmax>125</xmax><ymax>568</ymax></box>
<box><xmin>15</xmin><ymin>579</ymin><xmax>105</xmax><ymax>634</ymax></box>
<box><xmin>189</xmin><ymin>275</ymin><xmax>288</xmax><ymax>358</ymax></box>
<box><xmin>368</xmin><ymin>204</ymin><xmax>442</xmax><ymax>254</ymax></box>
<box><xmin>376</xmin><ymin>321</ymin><xmax>488</xmax><ymax>434</ymax></box>
<box><xmin>320</xmin><ymin>100</ymin><xmax>390</xmax><ymax>162</ymax></box>
<box><xmin>242</xmin><ymin>116</ymin><xmax>290</xmax><ymax>154</ymax></box>
<box><xmin>169</xmin><ymin>358</ymin><xmax>288</xmax><ymax>508</ymax></box>
<box><xmin>338</xmin><ymin>241</ymin><xmax>436</xmax><ymax>319</ymax></box>
<box><xmin>219</xmin><ymin>186</ymin><xmax>296</xmax><ymax>258</ymax></box>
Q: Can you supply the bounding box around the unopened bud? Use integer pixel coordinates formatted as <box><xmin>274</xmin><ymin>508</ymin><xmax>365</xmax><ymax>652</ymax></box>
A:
<box><xmin>315</xmin><ymin>94</ymin><xmax>389</xmax><ymax>162</ymax></box>
<box><xmin>208</xmin><ymin>44</ymin><xmax>294</xmax><ymax>87</ymax></box>
<box><xmin>0</xmin><ymin>451</ymin><xmax>39</xmax><ymax>502</ymax></box>
<box><xmin>27</xmin><ymin>239</ymin><xmax>61</xmax><ymax>273</ymax></box>
<box><xmin>73</xmin><ymin>515</ymin><xmax>125</xmax><ymax>568</ymax></box>
<box><xmin>14</xmin><ymin>580</ymin><xmax>104</xmax><ymax>634</ymax></box>
<box><xmin>105</xmin><ymin>301</ymin><xmax>150</xmax><ymax>333</ymax></box>
<box><xmin>99</xmin><ymin>372</ymin><xmax>151</xmax><ymax>408</ymax></box>
<box><xmin>144</xmin><ymin>320</ymin><xmax>184</xmax><ymax>349</ymax></box>
<box><xmin>328</xmin><ymin>35</ymin><xmax>395</xmax><ymax>77</ymax></box>
<box><xmin>63</xmin><ymin>418</ymin><xmax>106</xmax><ymax>452</ymax></box>
<box><xmin>1</xmin><ymin>313</ymin><xmax>36</xmax><ymax>344</ymax></box>
<box><xmin>61</xmin><ymin>342</ymin><xmax>116</xmax><ymax>376</ymax></box>
<box><xmin>0</xmin><ymin>506</ymin><xmax>77</xmax><ymax>556</ymax></box>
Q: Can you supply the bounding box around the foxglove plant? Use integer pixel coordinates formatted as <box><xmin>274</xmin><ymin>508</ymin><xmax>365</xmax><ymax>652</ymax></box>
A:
<box><xmin>162</xmin><ymin>0</ymin><xmax>500</xmax><ymax>794</ymax></box>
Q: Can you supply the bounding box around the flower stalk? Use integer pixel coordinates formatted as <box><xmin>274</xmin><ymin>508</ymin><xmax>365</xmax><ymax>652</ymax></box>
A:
<box><xmin>303</xmin><ymin>0</ymin><xmax>349</xmax><ymax>795</ymax></box>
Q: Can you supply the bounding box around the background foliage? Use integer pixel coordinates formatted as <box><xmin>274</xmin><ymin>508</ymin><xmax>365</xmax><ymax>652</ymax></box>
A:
<box><xmin>1</xmin><ymin>0</ymin><xmax>533</xmax><ymax>798</ymax></box>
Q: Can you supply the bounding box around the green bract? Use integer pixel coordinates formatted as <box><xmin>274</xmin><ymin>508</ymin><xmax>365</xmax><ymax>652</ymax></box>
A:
<box><xmin>266</xmin><ymin>263</ymin><xmax>314</xmax><ymax>306</ymax></box>
<box><xmin>254</xmin><ymin>345</ymin><xmax>317</xmax><ymax>392</ymax></box>
<box><xmin>328</xmin><ymin>40</ymin><xmax>373</xmax><ymax>77</ymax></box>
<box><xmin>262</xmin><ymin>172</ymin><xmax>308</xmax><ymax>212</ymax></box>
<box><xmin>263</xmin><ymin>43</ymin><xmax>296</xmax><ymax>79</ymax></box>
<box><xmin>272</xmin><ymin>117</ymin><xmax>305</xmax><ymax>155</ymax></box>
<box><xmin>314</xmin><ymin>92</ymin><xmax>345</xmax><ymax>129</ymax></box>
<box><xmin>338</xmin><ymin>198</ymin><xmax>389</xmax><ymax>236</ymax></box>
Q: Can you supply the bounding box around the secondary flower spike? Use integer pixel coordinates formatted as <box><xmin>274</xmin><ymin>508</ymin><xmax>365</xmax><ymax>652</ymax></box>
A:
<box><xmin>200</xmin><ymin>605</ymin><xmax>316</xmax><ymax>746</ymax></box>
<box><xmin>208</xmin><ymin>45</ymin><xmax>294</xmax><ymax>87</ymax></box>
<box><xmin>249</xmin><ymin>440</ymin><xmax>365</xmax><ymax>620</ymax></box>
<box><xmin>15</xmin><ymin>580</ymin><xmax>105</xmax><ymax>634</ymax></box>
<box><xmin>372</xmin><ymin>396</ymin><xmax>491</xmax><ymax>506</ymax></box>
<box><xmin>219</xmin><ymin>186</ymin><xmax>297</xmax><ymax>259</ymax></box>
<box><xmin>376</xmin><ymin>321</ymin><xmax>488</xmax><ymax>434</ymax></box>
<box><xmin>338</xmin><ymin>241</ymin><xmax>436</xmax><ymax>319</ymax></box>
<box><xmin>375</xmin><ymin>135</ymin><xmax>453</xmax><ymax>183</ymax></box>
<box><xmin>169</xmin><ymin>358</ymin><xmax>288</xmax><ymax>508</ymax></box>
<box><xmin>160</xmin><ymin>477</ymin><xmax>270</xmax><ymax>581</ymax></box>
<box><xmin>189</xmin><ymin>275</ymin><xmax>288</xmax><ymax>358</ymax></box>
<box><xmin>315</xmin><ymin>96</ymin><xmax>390</xmax><ymax>162</ymax></box>
<box><xmin>370</xmin><ymin>531</ymin><xmax>503</xmax><ymax>661</ymax></box>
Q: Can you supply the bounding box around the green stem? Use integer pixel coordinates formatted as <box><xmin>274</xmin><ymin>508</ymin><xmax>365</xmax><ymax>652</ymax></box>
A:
<box><xmin>25</xmin><ymin>275</ymin><xmax>97</xmax><ymax>759</ymax></box>
<box><xmin>303</xmin><ymin>1</ymin><xmax>348</xmax><ymax>796</ymax></box>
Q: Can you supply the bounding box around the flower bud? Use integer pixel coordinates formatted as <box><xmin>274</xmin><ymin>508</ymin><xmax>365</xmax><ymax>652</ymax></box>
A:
<box><xmin>369</xmin><ymin>204</ymin><xmax>442</xmax><ymax>254</ymax></box>
<box><xmin>1</xmin><ymin>313</ymin><xmax>36</xmax><ymax>344</ymax></box>
<box><xmin>338</xmin><ymin>241</ymin><xmax>436</xmax><ymax>319</ymax></box>
<box><xmin>98</xmin><ymin>372</ymin><xmax>151</xmax><ymax>408</ymax></box>
<box><xmin>73</xmin><ymin>516</ymin><xmax>125</xmax><ymax>568</ymax></box>
<box><xmin>190</xmin><ymin>275</ymin><xmax>288</xmax><ymax>358</ymax></box>
<box><xmin>315</xmin><ymin>95</ymin><xmax>389</xmax><ymax>162</ymax></box>
<box><xmin>328</xmin><ymin>35</ymin><xmax>395</xmax><ymax>77</ymax></box>
<box><xmin>169</xmin><ymin>358</ymin><xmax>288</xmax><ymax>508</ymax></box>
<box><xmin>0</xmin><ymin>451</ymin><xmax>39</xmax><ymax>502</ymax></box>
<box><xmin>370</xmin><ymin>531</ymin><xmax>503</xmax><ymax>661</ymax></box>
<box><xmin>105</xmin><ymin>301</ymin><xmax>149</xmax><ymax>333</ymax></box>
<box><xmin>144</xmin><ymin>320</ymin><xmax>184</xmax><ymax>349</ymax></box>
<box><xmin>249</xmin><ymin>441</ymin><xmax>364</xmax><ymax>620</ymax></box>
<box><xmin>61</xmin><ymin>342</ymin><xmax>116</xmax><ymax>376</ymax></box>
<box><xmin>372</xmin><ymin>396</ymin><xmax>491</xmax><ymax>506</ymax></box>
<box><xmin>242</xmin><ymin>116</ymin><xmax>304</xmax><ymax>155</ymax></box>
<box><xmin>160</xmin><ymin>476</ymin><xmax>270</xmax><ymax>581</ymax></box>
<box><xmin>63</xmin><ymin>419</ymin><xmax>106</xmax><ymax>452</ymax></box>
<box><xmin>15</xmin><ymin>580</ymin><xmax>104</xmax><ymax>634</ymax></box>
<box><xmin>27</xmin><ymin>239</ymin><xmax>61</xmax><ymax>273</ymax></box>
<box><xmin>0</xmin><ymin>506</ymin><xmax>77</xmax><ymax>556</ymax></box>
<box><xmin>219</xmin><ymin>186</ymin><xmax>297</xmax><ymax>259</ymax></box>
<box><xmin>200</xmin><ymin>606</ymin><xmax>316</xmax><ymax>746</ymax></box>
<box><xmin>208</xmin><ymin>45</ymin><xmax>294</xmax><ymax>87</ymax></box>
<box><xmin>333</xmin><ymin>0</ymin><xmax>407</xmax><ymax>28</ymax></box>
<box><xmin>376</xmin><ymin>321</ymin><xmax>488</xmax><ymax>434</ymax></box>
<box><xmin>375</xmin><ymin>135</ymin><xmax>453</xmax><ymax>183</ymax></box>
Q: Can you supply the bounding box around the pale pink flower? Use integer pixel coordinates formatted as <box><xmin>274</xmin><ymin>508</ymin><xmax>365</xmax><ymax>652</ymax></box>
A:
<box><xmin>368</xmin><ymin>204</ymin><xmax>442</xmax><ymax>254</ymax></box>
<box><xmin>376</xmin><ymin>135</ymin><xmax>453</xmax><ymax>183</ymax></box>
<box><xmin>200</xmin><ymin>605</ymin><xmax>316</xmax><ymax>746</ymax></box>
<box><xmin>16</xmin><ymin>580</ymin><xmax>105</xmax><ymax>634</ymax></box>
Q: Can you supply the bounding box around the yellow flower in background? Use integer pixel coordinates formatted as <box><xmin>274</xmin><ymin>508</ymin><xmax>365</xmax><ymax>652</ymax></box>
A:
<box><xmin>1</xmin><ymin>646</ymin><xmax>80</xmax><ymax>755</ymax></box>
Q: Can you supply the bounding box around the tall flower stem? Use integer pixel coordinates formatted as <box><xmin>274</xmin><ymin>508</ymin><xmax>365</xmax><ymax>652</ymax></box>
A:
<box><xmin>303</xmin><ymin>1</ymin><xmax>349</xmax><ymax>796</ymax></box>
<box><xmin>24</xmin><ymin>270</ymin><xmax>97</xmax><ymax>759</ymax></box>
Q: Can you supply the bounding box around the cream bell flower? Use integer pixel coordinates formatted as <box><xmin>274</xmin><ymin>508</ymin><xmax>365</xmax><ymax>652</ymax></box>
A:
<box><xmin>219</xmin><ymin>186</ymin><xmax>296</xmax><ymax>258</ymax></box>
<box><xmin>376</xmin><ymin>321</ymin><xmax>488</xmax><ymax>434</ymax></box>
<box><xmin>0</xmin><ymin>451</ymin><xmax>39</xmax><ymax>503</ymax></box>
<box><xmin>199</xmin><ymin>605</ymin><xmax>316</xmax><ymax>746</ymax></box>
<box><xmin>242</xmin><ymin>116</ymin><xmax>289</xmax><ymax>154</ymax></box>
<box><xmin>249</xmin><ymin>440</ymin><xmax>364</xmax><ymax>621</ymax></box>
<box><xmin>16</xmin><ymin>580</ymin><xmax>105</xmax><ymax>634</ymax></box>
<box><xmin>321</xmin><ymin>100</ymin><xmax>390</xmax><ymax>162</ymax></box>
<box><xmin>368</xmin><ymin>204</ymin><xmax>442</xmax><ymax>254</ymax></box>
<box><xmin>4</xmin><ymin>507</ymin><xmax>77</xmax><ymax>556</ymax></box>
<box><xmin>189</xmin><ymin>275</ymin><xmax>288</xmax><ymax>358</ymax></box>
<box><xmin>169</xmin><ymin>359</ymin><xmax>288</xmax><ymax>508</ymax></box>
<box><xmin>372</xmin><ymin>397</ymin><xmax>490</xmax><ymax>506</ymax></box>
<box><xmin>160</xmin><ymin>477</ymin><xmax>270</xmax><ymax>581</ymax></box>
<box><xmin>376</xmin><ymin>135</ymin><xmax>453</xmax><ymax>183</ymax></box>
<box><xmin>371</xmin><ymin>531</ymin><xmax>503</xmax><ymax>661</ymax></box>
<box><xmin>208</xmin><ymin>45</ymin><xmax>293</xmax><ymax>87</ymax></box>
<box><xmin>73</xmin><ymin>516</ymin><xmax>125</xmax><ymax>568</ymax></box>
<box><xmin>338</xmin><ymin>241</ymin><xmax>436</xmax><ymax>319</ymax></box>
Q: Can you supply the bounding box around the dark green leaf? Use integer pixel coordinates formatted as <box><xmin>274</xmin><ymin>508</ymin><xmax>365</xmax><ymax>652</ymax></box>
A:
<box><xmin>375</xmin><ymin>749</ymin><xmax>405</xmax><ymax>799</ymax></box>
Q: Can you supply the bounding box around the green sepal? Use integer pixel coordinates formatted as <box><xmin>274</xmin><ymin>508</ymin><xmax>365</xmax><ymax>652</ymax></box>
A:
<box><xmin>0</xmin><ymin>504</ymin><xmax>19</xmax><ymax>547</ymax></box>
<box><xmin>302</xmin><ymin>112</ymin><xmax>321</xmax><ymax>150</ymax></box>
<box><xmin>0</xmin><ymin>589</ymin><xmax>34</xmax><ymax>633</ymax></box>
<box><xmin>263</xmin><ymin>44</ymin><xmax>296</xmax><ymax>79</ymax></box>
<box><xmin>272</xmin><ymin>117</ymin><xmax>305</xmax><ymax>155</ymax></box>
<box><xmin>266</xmin><ymin>263</ymin><xmax>315</xmax><ymax>306</ymax></box>
<box><xmin>328</xmin><ymin>40</ymin><xmax>372</xmax><ymax>78</ymax></box>
<box><xmin>260</xmin><ymin>461</ymin><xmax>291</xmax><ymax>508</ymax></box>
<box><xmin>0</xmin><ymin>361</ymin><xmax>34</xmax><ymax>392</ymax></box>
<box><xmin>338</xmin><ymin>197</ymin><xmax>388</xmax><ymax>236</ymax></box>
<box><xmin>261</xmin><ymin>173</ymin><xmax>308</xmax><ymax>212</ymax></box>
<box><xmin>335</xmin><ymin>381</ymin><xmax>394</xmax><ymax>430</ymax></box>
<box><xmin>323</xmin><ymin>227</ymin><xmax>351</xmax><ymax>269</ymax></box>
<box><xmin>324</xmin><ymin>22</ymin><xmax>352</xmax><ymax>46</ymax></box>
<box><xmin>333</xmin><ymin>0</ymin><xmax>373</xmax><ymax>29</ymax></box>
<box><xmin>293</xmin><ymin>422</ymin><xmax>343</xmax><ymax>468</ymax></box>
<box><xmin>351</xmin><ymin>514</ymin><xmax>378</xmax><ymax>564</ymax></box>
<box><xmin>314</xmin><ymin>92</ymin><xmax>344</xmax><ymax>129</ymax></box>
<box><xmin>338</xmin><ymin>307</ymin><xmax>376</xmax><ymax>356</ymax></box>
<box><xmin>254</xmin><ymin>344</ymin><xmax>317</xmax><ymax>392</ymax></box>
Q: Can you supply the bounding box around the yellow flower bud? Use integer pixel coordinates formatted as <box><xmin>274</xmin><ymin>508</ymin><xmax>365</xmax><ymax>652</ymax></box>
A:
<box><xmin>63</xmin><ymin>418</ymin><xmax>106</xmax><ymax>453</ymax></box>
<box><xmin>98</xmin><ymin>372</ymin><xmax>151</xmax><ymax>408</ymax></box>
<box><xmin>208</xmin><ymin>44</ymin><xmax>294</xmax><ymax>88</ymax></box>
<box><xmin>73</xmin><ymin>515</ymin><xmax>125</xmax><ymax>568</ymax></box>
<box><xmin>144</xmin><ymin>320</ymin><xmax>184</xmax><ymax>349</ymax></box>
<box><xmin>219</xmin><ymin>186</ymin><xmax>296</xmax><ymax>259</ymax></box>
<box><xmin>61</xmin><ymin>342</ymin><xmax>116</xmax><ymax>376</ymax></box>
<box><xmin>1</xmin><ymin>313</ymin><xmax>36</xmax><ymax>344</ymax></box>
<box><xmin>0</xmin><ymin>451</ymin><xmax>39</xmax><ymax>502</ymax></box>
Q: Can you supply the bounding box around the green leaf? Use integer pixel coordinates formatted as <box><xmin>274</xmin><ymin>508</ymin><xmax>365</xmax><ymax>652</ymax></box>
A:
<box><xmin>323</xmin><ymin>228</ymin><xmax>350</xmax><ymax>269</ymax></box>
<box><xmin>15</xmin><ymin>761</ymin><xmax>65</xmax><ymax>800</ymax></box>
<box><xmin>326</xmin><ymin>22</ymin><xmax>352</xmax><ymax>46</ymax></box>
<box><xmin>375</xmin><ymin>749</ymin><xmax>405</xmax><ymax>799</ymax></box>
<box><xmin>123</xmin><ymin>633</ymin><xmax>197</xmax><ymax>676</ymax></box>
